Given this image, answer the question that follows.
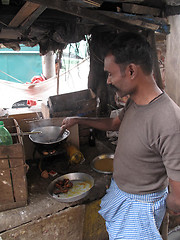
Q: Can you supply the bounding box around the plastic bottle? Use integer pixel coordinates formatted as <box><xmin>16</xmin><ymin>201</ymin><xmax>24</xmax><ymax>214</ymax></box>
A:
<box><xmin>89</xmin><ymin>128</ymin><xmax>96</xmax><ymax>146</ymax></box>
<box><xmin>66</xmin><ymin>144</ymin><xmax>84</xmax><ymax>164</ymax></box>
<box><xmin>0</xmin><ymin>121</ymin><xmax>13</xmax><ymax>145</ymax></box>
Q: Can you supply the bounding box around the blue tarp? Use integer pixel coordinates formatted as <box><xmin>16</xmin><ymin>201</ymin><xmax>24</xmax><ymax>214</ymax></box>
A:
<box><xmin>0</xmin><ymin>45</ymin><xmax>42</xmax><ymax>83</ymax></box>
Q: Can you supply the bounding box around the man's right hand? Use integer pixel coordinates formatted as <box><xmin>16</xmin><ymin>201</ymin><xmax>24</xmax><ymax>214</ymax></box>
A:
<box><xmin>61</xmin><ymin>117</ymin><xmax>79</xmax><ymax>130</ymax></box>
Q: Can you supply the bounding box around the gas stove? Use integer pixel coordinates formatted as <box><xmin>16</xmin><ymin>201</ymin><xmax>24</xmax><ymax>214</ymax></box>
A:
<box><xmin>33</xmin><ymin>142</ymin><xmax>69</xmax><ymax>174</ymax></box>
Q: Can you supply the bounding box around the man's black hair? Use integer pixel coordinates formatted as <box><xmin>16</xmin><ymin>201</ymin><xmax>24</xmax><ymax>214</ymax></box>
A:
<box><xmin>106</xmin><ymin>31</ymin><xmax>153</xmax><ymax>75</ymax></box>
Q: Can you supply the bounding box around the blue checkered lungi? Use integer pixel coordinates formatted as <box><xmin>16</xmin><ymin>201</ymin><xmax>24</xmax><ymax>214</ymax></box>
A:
<box><xmin>99</xmin><ymin>179</ymin><xmax>168</xmax><ymax>240</ymax></box>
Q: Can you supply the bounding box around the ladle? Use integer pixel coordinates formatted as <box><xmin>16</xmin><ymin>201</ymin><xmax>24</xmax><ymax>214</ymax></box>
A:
<box><xmin>11</xmin><ymin>131</ymin><xmax>42</xmax><ymax>136</ymax></box>
<box><xmin>54</xmin><ymin>127</ymin><xmax>65</xmax><ymax>141</ymax></box>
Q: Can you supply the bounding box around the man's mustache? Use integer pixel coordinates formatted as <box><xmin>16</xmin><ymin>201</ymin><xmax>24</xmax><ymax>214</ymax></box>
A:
<box><xmin>109</xmin><ymin>84</ymin><xmax>118</xmax><ymax>93</ymax></box>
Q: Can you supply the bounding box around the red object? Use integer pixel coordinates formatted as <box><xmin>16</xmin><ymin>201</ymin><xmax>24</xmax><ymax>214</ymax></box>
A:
<box><xmin>30</xmin><ymin>75</ymin><xmax>45</xmax><ymax>84</ymax></box>
<box><xmin>49</xmin><ymin>170</ymin><xmax>57</xmax><ymax>177</ymax></box>
<box><xmin>27</xmin><ymin>100</ymin><xmax>37</xmax><ymax>106</ymax></box>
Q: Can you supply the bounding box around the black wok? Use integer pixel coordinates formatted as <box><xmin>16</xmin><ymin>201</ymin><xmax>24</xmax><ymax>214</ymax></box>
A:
<box><xmin>29</xmin><ymin>126</ymin><xmax>70</xmax><ymax>147</ymax></box>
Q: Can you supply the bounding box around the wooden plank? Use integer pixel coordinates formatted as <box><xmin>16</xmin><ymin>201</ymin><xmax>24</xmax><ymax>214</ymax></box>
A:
<box><xmin>0</xmin><ymin>168</ymin><xmax>14</xmax><ymax>203</ymax></box>
<box><xmin>0</xmin><ymin>157</ymin><xmax>24</xmax><ymax>169</ymax></box>
<box><xmin>48</xmin><ymin>89</ymin><xmax>96</xmax><ymax>112</ymax></box>
<box><xmin>0</xmin><ymin>117</ymin><xmax>24</xmax><ymax>145</ymax></box>
<box><xmin>92</xmin><ymin>0</ymin><xmax>144</xmax><ymax>1</ymax></box>
<box><xmin>11</xmin><ymin>165</ymin><xmax>28</xmax><ymax>202</ymax></box>
<box><xmin>0</xmin><ymin>146</ymin><xmax>27</xmax><ymax>211</ymax></box>
<box><xmin>0</xmin><ymin>118</ymin><xmax>19</xmax><ymax>134</ymax></box>
<box><xmin>0</xmin><ymin>156</ymin><xmax>18</xmax><ymax>206</ymax></box>
<box><xmin>96</xmin><ymin>10</ymin><xmax>158</xmax><ymax>31</ymax></box>
<box><xmin>9</xmin><ymin>112</ymin><xmax>40</xmax><ymax>121</ymax></box>
<box><xmin>10</xmin><ymin>156</ymin><xmax>25</xmax><ymax>168</ymax></box>
<box><xmin>0</xmin><ymin>205</ymin><xmax>85</xmax><ymax>240</ymax></box>
<box><xmin>27</xmin><ymin>0</ymin><xmax>144</xmax><ymax>32</ymax></box>
<box><xmin>21</xmin><ymin>5</ymin><xmax>47</xmax><ymax>30</ymax></box>
<box><xmin>0</xmin><ymin>2</ymin><xmax>46</xmax><ymax>40</ymax></box>
<box><xmin>8</xmin><ymin>2</ymin><xmax>40</xmax><ymax>27</ymax></box>
<box><xmin>122</xmin><ymin>3</ymin><xmax>161</xmax><ymax>17</ymax></box>
<box><xmin>0</xmin><ymin>144</ymin><xmax>24</xmax><ymax>159</ymax></box>
<box><xmin>0</xmin><ymin>200</ymin><xmax>27</xmax><ymax>212</ymax></box>
<box><xmin>0</xmin><ymin>28</ymin><xmax>21</xmax><ymax>39</ymax></box>
<box><xmin>67</xmin><ymin>0</ymin><xmax>102</xmax><ymax>8</ymax></box>
<box><xmin>0</xmin><ymin>158</ymin><xmax>9</xmax><ymax>169</ymax></box>
<box><xmin>95</xmin><ymin>10</ymin><xmax>170</xmax><ymax>34</ymax></box>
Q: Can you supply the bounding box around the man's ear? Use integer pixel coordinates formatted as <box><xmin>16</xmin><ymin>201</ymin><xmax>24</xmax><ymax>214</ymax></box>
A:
<box><xmin>127</xmin><ymin>64</ymin><xmax>137</xmax><ymax>79</ymax></box>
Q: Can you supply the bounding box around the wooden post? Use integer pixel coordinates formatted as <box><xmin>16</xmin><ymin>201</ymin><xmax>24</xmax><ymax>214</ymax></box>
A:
<box><xmin>147</xmin><ymin>30</ymin><xmax>164</xmax><ymax>90</ymax></box>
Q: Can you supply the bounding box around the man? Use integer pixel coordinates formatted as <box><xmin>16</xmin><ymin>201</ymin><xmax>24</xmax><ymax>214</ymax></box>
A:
<box><xmin>61</xmin><ymin>32</ymin><xmax>180</xmax><ymax>239</ymax></box>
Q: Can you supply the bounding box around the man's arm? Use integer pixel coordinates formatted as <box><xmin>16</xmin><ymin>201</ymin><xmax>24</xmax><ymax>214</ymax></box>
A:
<box><xmin>61</xmin><ymin>116</ymin><xmax>121</xmax><ymax>132</ymax></box>
<box><xmin>166</xmin><ymin>178</ymin><xmax>180</xmax><ymax>215</ymax></box>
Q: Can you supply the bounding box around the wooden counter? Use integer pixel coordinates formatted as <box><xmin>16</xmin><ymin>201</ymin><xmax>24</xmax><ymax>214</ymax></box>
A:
<box><xmin>0</xmin><ymin>140</ymin><xmax>115</xmax><ymax>240</ymax></box>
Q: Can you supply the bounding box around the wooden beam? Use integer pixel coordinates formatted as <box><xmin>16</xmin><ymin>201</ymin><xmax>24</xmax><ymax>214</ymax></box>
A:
<box><xmin>26</xmin><ymin>0</ymin><xmax>144</xmax><ymax>32</ymax></box>
<box><xmin>114</xmin><ymin>0</ymin><xmax>144</xmax><ymax>2</ymax></box>
<box><xmin>66</xmin><ymin>0</ymin><xmax>103</xmax><ymax>8</ymax></box>
<box><xmin>95</xmin><ymin>10</ymin><xmax>170</xmax><ymax>34</ymax></box>
<box><xmin>122</xmin><ymin>3</ymin><xmax>161</xmax><ymax>17</ymax></box>
<box><xmin>0</xmin><ymin>28</ymin><xmax>21</xmax><ymax>39</ymax></box>
<box><xmin>21</xmin><ymin>5</ymin><xmax>46</xmax><ymax>31</ymax></box>
<box><xmin>8</xmin><ymin>2</ymin><xmax>41</xmax><ymax>27</ymax></box>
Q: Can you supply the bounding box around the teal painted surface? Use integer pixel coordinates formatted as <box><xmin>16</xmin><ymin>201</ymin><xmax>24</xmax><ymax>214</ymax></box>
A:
<box><xmin>0</xmin><ymin>45</ymin><xmax>42</xmax><ymax>83</ymax></box>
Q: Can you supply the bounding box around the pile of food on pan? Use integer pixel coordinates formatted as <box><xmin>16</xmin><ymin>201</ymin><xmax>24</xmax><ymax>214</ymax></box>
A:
<box><xmin>53</xmin><ymin>178</ymin><xmax>73</xmax><ymax>194</ymax></box>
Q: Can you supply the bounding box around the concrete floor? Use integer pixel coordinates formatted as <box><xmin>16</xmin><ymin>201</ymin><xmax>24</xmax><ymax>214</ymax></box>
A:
<box><xmin>0</xmin><ymin>140</ymin><xmax>114</xmax><ymax>240</ymax></box>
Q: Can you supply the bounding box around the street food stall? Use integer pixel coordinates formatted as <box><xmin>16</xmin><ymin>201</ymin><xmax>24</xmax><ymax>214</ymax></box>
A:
<box><xmin>0</xmin><ymin>114</ymin><xmax>115</xmax><ymax>240</ymax></box>
<box><xmin>1</xmin><ymin>1</ymin><xmax>180</xmax><ymax>239</ymax></box>
<box><xmin>0</xmin><ymin>89</ymin><xmax>116</xmax><ymax>239</ymax></box>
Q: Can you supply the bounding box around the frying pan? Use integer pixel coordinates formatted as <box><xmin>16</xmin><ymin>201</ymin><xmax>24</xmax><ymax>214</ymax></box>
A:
<box><xmin>29</xmin><ymin>126</ymin><xmax>70</xmax><ymax>145</ymax></box>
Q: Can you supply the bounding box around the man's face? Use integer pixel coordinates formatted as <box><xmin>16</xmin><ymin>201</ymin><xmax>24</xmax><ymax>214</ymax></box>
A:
<box><xmin>104</xmin><ymin>54</ymin><xmax>133</xmax><ymax>98</ymax></box>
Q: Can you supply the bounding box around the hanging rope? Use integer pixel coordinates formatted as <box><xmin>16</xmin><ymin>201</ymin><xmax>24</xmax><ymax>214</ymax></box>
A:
<box><xmin>0</xmin><ymin>70</ymin><xmax>24</xmax><ymax>84</ymax></box>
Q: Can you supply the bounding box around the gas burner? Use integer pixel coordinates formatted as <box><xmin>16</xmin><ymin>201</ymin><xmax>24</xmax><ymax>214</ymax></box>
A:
<box><xmin>39</xmin><ymin>152</ymin><xmax>69</xmax><ymax>174</ymax></box>
<box><xmin>35</xmin><ymin>142</ymin><xmax>67</xmax><ymax>156</ymax></box>
<box><xmin>42</xmin><ymin>149</ymin><xmax>56</xmax><ymax>156</ymax></box>
<box><xmin>32</xmin><ymin>142</ymin><xmax>69</xmax><ymax>174</ymax></box>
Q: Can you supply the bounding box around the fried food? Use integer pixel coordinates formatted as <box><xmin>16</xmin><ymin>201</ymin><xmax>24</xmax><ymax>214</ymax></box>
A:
<box><xmin>53</xmin><ymin>178</ymin><xmax>73</xmax><ymax>195</ymax></box>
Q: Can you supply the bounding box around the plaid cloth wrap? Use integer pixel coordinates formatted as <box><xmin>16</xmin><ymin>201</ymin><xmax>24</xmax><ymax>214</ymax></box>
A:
<box><xmin>99</xmin><ymin>179</ymin><xmax>168</xmax><ymax>240</ymax></box>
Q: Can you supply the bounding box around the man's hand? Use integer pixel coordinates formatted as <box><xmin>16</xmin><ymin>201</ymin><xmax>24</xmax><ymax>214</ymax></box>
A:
<box><xmin>166</xmin><ymin>178</ymin><xmax>180</xmax><ymax>215</ymax></box>
<box><xmin>61</xmin><ymin>117</ymin><xmax>79</xmax><ymax>130</ymax></box>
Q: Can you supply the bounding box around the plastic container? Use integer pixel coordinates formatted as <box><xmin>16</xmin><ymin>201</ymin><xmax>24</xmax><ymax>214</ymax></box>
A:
<box><xmin>66</xmin><ymin>144</ymin><xmax>84</xmax><ymax>164</ymax></box>
<box><xmin>0</xmin><ymin>121</ymin><xmax>13</xmax><ymax>145</ymax></box>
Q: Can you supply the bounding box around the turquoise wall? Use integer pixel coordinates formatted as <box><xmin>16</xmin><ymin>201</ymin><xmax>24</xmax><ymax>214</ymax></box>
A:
<box><xmin>0</xmin><ymin>45</ymin><xmax>42</xmax><ymax>83</ymax></box>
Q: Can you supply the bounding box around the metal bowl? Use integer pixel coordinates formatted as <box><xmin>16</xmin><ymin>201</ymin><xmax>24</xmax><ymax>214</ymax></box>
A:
<box><xmin>47</xmin><ymin>172</ymin><xmax>94</xmax><ymax>202</ymax></box>
<box><xmin>29</xmin><ymin>126</ymin><xmax>70</xmax><ymax>145</ymax></box>
<box><xmin>91</xmin><ymin>153</ymin><xmax>114</xmax><ymax>174</ymax></box>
